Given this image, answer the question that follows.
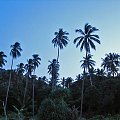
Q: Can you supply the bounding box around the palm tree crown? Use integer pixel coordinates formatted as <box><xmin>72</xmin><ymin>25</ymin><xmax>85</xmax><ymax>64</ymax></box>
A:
<box><xmin>10</xmin><ymin>42</ymin><xmax>22</xmax><ymax>59</ymax></box>
<box><xmin>74</xmin><ymin>23</ymin><xmax>100</xmax><ymax>54</ymax></box>
<box><xmin>80</xmin><ymin>54</ymin><xmax>96</xmax><ymax>72</ymax></box>
<box><xmin>52</xmin><ymin>28</ymin><xmax>69</xmax><ymax>61</ymax></box>
<box><xmin>0</xmin><ymin>51</ymin><xmax>7</xmax><ymax>68</ymax></box>
<box><xmin>32</xmin><ymin>54</ymin><xmax>41</xmax><ymax>71</ymax></box>
<box><xmin>16</xmin><ymin>63</ymin><xmax>25</xmax><ymax>75</ymax></box>
<box><xmin>101</xmin><ymin>53</ymin><xmax>120</xmax><ymax>76</ymax></box>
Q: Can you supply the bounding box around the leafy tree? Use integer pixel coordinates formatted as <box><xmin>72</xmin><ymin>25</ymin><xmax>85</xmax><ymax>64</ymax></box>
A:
<box><xmin>5</xmin><ymin>42</ymin><xmax>22</xmax><ymax>114</ymax></box>
<box><xmin>101</xmin><ymin>53</ymin><xmax>120</xmax><ymax>77</ymax></box>
<box><xmin>0</xmin><ymin>51</ymin><xmax>7</xmax><ymax>68</ymax></box>
<box><xmin>52</xmin><ymin>28</ymin><xmax>69</xmax><ymax>62</ymax></box>
<box><xmin>48</xmin><ymin>59</ymin><xmax>59</xmax><ymax>91</ymax></box>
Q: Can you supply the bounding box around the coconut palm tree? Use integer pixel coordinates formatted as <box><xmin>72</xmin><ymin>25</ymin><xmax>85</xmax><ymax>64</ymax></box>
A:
<box><xmin>80</xmin><ymin>54</ymin><xmax>95</xmax><ymax>85</ymax></box>
<box><xmin>0</xmin><ymin>51</ymin><xmax>7</xmax><ymax>68</ymax></box>
<box><xmin>23</xmin><ymin>59</ymin><xmax>33</xmax><ymax>105</ymax></box>
<box><xmin>75</xmin><ymin>74</ymin><xmax>81</xmax><ymax>81</ymax></box>
<box><xmin>73</xmin><ymin>23</ymin><xmax>100</xmax><ymax>56</ymax></box>
<box><xmin>16</xmin><ymin>63</ymin><xmax>25</xmax><ymax>93</ymax></box>
<box><xmin>48</xmin><ymin>59</ymin><xmax>59</xmax><ymax>91</ymax></box>
<box><xmin>96</xmin><ymin>68</ymin><xmax>106</xmax><ymax>77</ymax></box>
<box><xmin>52</xmin><ymin>28</ymin><xmax>69</xmax><ymax>62</ymax></box>
<box><xmin>32</xmin><ymin>54</ymin><xmax>41</xmax><ymax>119</ymax></box>
<box><xmin>65</xmin><ymin>77</ymin><xmax>73</xmax><ymax>88</ymax></box>
<box><xmin>79</xmin><ymin>54</ymin><xmax>95</xmax><ymax>119</ymax></box>
<box><xmin>5</xmin><ymin>42</ymin><xmax>22</xmax><ymax>111</ymax></box>
<box><xmin>16</xmin><ymin>63</ymin><xmax>25</xmax><ymax>76</ymax></box>
<box><xmin>101</xmin><ymin>53</ymin><xmax>120</xmax><ymax>77</ymax></box>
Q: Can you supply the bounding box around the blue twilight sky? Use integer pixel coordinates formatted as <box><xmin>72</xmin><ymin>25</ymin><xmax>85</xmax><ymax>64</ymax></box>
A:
<box><xmin>0</xmin><ymin>0</ymin><xmax>120</xmax><ymax>79</ymax></box>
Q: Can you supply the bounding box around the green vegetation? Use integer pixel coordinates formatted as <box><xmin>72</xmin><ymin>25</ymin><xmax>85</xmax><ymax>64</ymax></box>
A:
<box><xmin>1</xmin><ymin>23</ymin><xmax>120</xmax><ymax>119</ymax></box>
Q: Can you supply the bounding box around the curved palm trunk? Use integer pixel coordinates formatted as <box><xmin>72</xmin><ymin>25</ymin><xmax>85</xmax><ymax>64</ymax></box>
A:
<box><xmin>2</xmin><ymin>101</ymin><xmax>7</xmax><ymax>120</ymax></box>
<box><xmin>5</xmin><ymin>57</ymin><xmax>14</xmax><ymax>115</ymax></box>
<box><xmin>80</xmin><ymin>68</ymin><xmax>85</xmax><ymax>119</ymax></box>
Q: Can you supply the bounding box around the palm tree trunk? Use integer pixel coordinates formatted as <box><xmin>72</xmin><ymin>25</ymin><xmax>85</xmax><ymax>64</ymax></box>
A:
<box><xmin>2</xmin><ymin>101</ymin><xmax>7</xmax><ymax>120</ymax></box>
<box><xmin>80</xmin><ymin>68</ymin><xmax>85</xmax><ymax>119</ymax></box>
<box><xmin>5</xmin><ymin>57</ymin><xmax>14</xmax><ymax>115</ymax></box>
<box><xmin>57</xmin><ymin>46</ymin><xmax>59</xmax><ymax>62</ymax></box>
<box><xmin>89</xmin><ymin>75</ymin><xmax>93</xmax><ymax>86</ymax></box>
<box><xmin>23</xmin><ymin>74</ymin><xmax>29</xmax><ymax>105</ymax></box>
<box><xmin>52</xmin><ymin>77</ymin><xmax>54</xmax><ymax>92</ymax></box>
<box><xmin>32</xmin><ymin>72</ymin><xmax>35</xmax><ymax>120</ymax></box>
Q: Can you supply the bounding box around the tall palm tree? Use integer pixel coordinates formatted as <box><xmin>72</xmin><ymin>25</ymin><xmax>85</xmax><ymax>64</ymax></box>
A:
<box><xmin>79</xmin><ymin>54</ymin><xmax>95</xmax><ymax>119</ymax></box>
<box><xmin>23</xmin><ymin>58</ymin><xmax>33</xmax><ymax>105</ymax></box>
<box><xmin>32</xmin><ymin>54</ymin><xmax>41</xmax><ymax>119</ymax></box>
<box><xmin>52</xmin><ymin>28</ymin><xmax>69</xmax><ymax>62</ymax></box>
<box><xmin>16</xmin><ymin>62</ymin><xmax>25</xmax><ymax>86</ymax></box>
<box><xmin>5</xmin><ymin>42</ymin><xmax>22</xmax><ymax>111</ymax></box>
<box><xmin>48</xmin><ymin>59</ymin><xmax>59</xmax><ymax>91</ymax></box>
<box><xmin>73</xmin><ymin>23</ymin><xmax>100</xmax><ymax>56</ymax></box>
<box><xmin>0</xmin><ymin>51</ymin><xmax>7</xmax><ymax>68</ymax></box>
<box><xmin>101</xmin><ymin>53</ymin><xmax>120</xmax><ymax>77</ymax></box>
<box><xmin>80</xmin><ymin>54</ymin><xmax>95</xmax><ymax>85</ymax></box>
<box><xmin>73</xmin><ymin>23</ymin><xmax>100</xmax><ymax>119</ymax></box>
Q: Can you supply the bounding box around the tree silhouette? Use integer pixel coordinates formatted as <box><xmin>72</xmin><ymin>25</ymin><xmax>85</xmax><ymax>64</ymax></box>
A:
<box><xmin>0</xmin><ymin>51</ymin><xmax>7</xmax><ymax>68</ymax></box>
<box><xmin>73</xmin><ymin>23</ymin><xmax>100</xmax><ymax>118</ymax></box>
<box><xmin>32</xmin><ymin>54</ymin><xmax>41</xmax><ymax>119</ymax></box>
<box><xmin>74</xmin><ymin>23</ymin><xmax>100</xmax><ymax>56</ymax></box>
<box><xmin>23</xmin><ymin>59</ymin><xmax>34</xmax><ymax>105</ymax></box>
<box><xmin>52</xmin><ymin>28</ymin><xmax>69</xmax><ymax>62</ymax></box>
<box><xmin>80</xmin><ymin>54</ymin><xmax>95</xmax><ymax>85</ymax></box>
<box><xmin>5</xmin><ymin>42</ymin><xmax>22</xmax><ymax>113</ymax></box>
<box><xmin>101</xmin><ymin>53</ymin><xmax>120</xmax><ymax>77</ymax></box>
<box><xmin>48</xmin><ymin>59</ymin><xmax>59</xmax><ymax>91</ymax></box>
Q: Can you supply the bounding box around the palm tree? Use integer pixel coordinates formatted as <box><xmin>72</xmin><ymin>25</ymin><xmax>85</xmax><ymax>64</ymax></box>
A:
<box><xmin>52</xmin><ymin>28</ymin><xmax>69</xmax><ymax>62</ymax></box>
<box><xmin>23</xmin><ymin>59</ymin><xmax>33</xmax><ymax>105</ymax></box>
<box><xmin>16</xmin><ymin>63</ymin><xmax>25</xmax><ymax>94</ymax></box>
<box><xmin>101</xmin><ymin>53</ymin><xmax>120</xmax><ymax>77</ymax></box>
<box><xmin>73</xmin><ymin>23</ymin><xmax>100</xmax><ymax>56</ymax></box>
<box><xmin>75</xmin><ymin>74</ymin><xmax>81</xmax><ymax>81</ymax></box>
<box><xmin>0</xmin><ymin>51</ymin><xmax>7</xmax><ymax>68</ymax></box>
<box><xmin>48</xmin><ymin>59</ymin><xmax>59</xmax><ymax>91</ymax></box>
<box><xmin>80</xmin><ymin>54</ymin><xmax>95</xmax><ymax>85</ymax></box>
<box><xmin>96</xmin><ymin>68</ymin><xmax>106</xmax><ymax>77</ymax></box>
<box><xmin>5</xmin><ymin>42</ymin><xmax>22</xmax><ymax>111</ymax></box>
<box><xmin>79</xmin><ymin>54</ymin><xmax>95</xmax><ymax>119</ymax></box>
<box><xmin>65</xmin><ymin>77</ymin><xmax>73</xmax><ymax>88</ymax></box>
<box><xmin>32</xmin><ymin>54</ymin><xmax>41</xmax><ymax>119</ymax></box>
<box><xmin>16</xmin><ymin>63</ymin><xmax>25</xmax><ymax>75</ymax></box>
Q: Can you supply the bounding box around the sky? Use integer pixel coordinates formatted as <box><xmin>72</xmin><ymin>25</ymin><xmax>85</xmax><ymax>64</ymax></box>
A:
<box><xmin>0</xmin><ymin>0</ymin><xmax>120</xmax><ymax>79</ymax></box>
